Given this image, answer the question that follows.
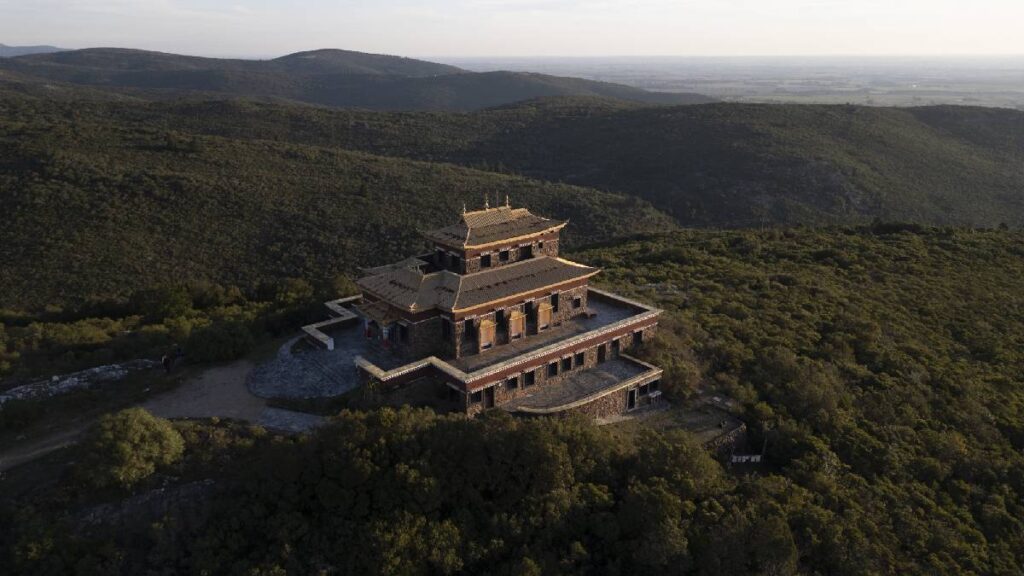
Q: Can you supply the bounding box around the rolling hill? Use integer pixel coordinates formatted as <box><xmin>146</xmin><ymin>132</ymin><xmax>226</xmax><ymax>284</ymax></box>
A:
<box><xmin>0</xmin><ymin>93</ymin><xmax>676</xmax><ymax>308</ymax></box>
<box><xmin>30</xmin><ymin>95</ymin><xmax>1023</xmax><ymax>228</ymax></box>
<box><xmin>0</xmin><ymin>47</ymin><xmax>713</xmax><ymax>111</ymax></box>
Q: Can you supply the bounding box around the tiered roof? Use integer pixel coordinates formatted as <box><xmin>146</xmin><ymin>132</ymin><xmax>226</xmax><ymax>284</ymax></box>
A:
<box><xmin>357</xmin><ymin>256</ymin><xmax>598</xmax><ymax>313</ymax></box>
<box><xmin>423</xmin><ymin>205</ymin><xmax>566</xmax><ymax>249</ymax></box>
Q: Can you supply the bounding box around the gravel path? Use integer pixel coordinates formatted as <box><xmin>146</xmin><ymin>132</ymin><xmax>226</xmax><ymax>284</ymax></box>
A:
<box><xmin>246</xmin><ymin>334</ymin><xmax>364</xmax><ymax>399</ymax></box>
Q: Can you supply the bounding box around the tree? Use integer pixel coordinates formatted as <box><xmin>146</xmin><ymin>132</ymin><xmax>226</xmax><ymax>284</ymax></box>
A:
<box><xmin>78</xmin><ymin>408</ymin><xmax>185</xmax><ymax>490</ymax></box>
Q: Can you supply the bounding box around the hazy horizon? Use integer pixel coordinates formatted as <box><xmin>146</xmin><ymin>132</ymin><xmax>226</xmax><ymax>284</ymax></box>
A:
<box><xmin>1</xmin><ymin>0</ymin><xmax>1022</xmax><ymax>59</ymax></box>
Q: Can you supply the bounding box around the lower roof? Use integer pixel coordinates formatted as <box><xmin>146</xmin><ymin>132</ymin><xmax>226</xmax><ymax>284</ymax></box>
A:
<box><xmin>357</xmin><ymin>256</ymin><xmax>599</xmax><ymax>314</ymax></box>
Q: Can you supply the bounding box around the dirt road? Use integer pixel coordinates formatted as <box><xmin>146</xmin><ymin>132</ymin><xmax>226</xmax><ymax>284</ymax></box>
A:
<box><xmin>1</xmin><ymin>360</ymin><xmax>266</xmax><ymax>473</ymax></box>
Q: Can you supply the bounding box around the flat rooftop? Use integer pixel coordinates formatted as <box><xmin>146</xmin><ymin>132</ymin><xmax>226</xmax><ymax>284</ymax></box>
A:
<box><xmin>452</xmin><ymin>291</ymin><xmax>642</xmax><ymax>373</ymax></box>
<box><xmin>500</xmin><ymin>356</ymin><xmax>657</xmax><ymax>413</ymax></box>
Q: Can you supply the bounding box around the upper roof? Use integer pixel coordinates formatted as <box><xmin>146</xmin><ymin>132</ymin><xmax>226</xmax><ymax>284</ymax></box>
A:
<box><xmin>423</xmin><ymin>205</ymin><xmax>566</xmax><ymax>249</ymax></box>
<box><xmin>357</xmin><ymin>256</ymin><xmax>598</xmax><ymax>314</ymax></box>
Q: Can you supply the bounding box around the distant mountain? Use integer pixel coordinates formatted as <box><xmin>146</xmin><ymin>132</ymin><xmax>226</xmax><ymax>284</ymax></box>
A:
<box><xmin>0</xmin><ymin>47</ymin><xmax>714</xmax><ymax>110</ymax></box>
<box><xmin>0</xmin><ymin>43</ymin><xmax>65</xmax><ymax>58</ymax></box>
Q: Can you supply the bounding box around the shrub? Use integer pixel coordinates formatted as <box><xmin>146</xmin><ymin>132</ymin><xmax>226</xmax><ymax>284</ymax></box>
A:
<box><xmin>78</xmin><ymin>408</ymin><xmax>185</xmax><ymax>490</ymax></box>
<box><xmin>186</xmin><ymin>321</ymin><xmax>256</xmax><ymax>362</ymax></box>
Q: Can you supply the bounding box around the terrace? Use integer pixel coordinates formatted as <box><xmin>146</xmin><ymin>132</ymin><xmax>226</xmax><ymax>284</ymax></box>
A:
<box><xmin>500</xmin><ymin>355</ymin><xmax>662</xmax><ymax>414</ymax></box>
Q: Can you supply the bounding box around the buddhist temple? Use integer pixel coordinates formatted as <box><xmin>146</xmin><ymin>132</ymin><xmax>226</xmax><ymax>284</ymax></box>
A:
<box><xmin>307</xmin><ymin>201</ymin><xmax>664</xmax><ymax>417</ymax></box>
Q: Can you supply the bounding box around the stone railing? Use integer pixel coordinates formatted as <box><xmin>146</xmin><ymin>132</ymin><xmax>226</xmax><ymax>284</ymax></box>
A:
<box><xmin>302</xmin><ymin>296</ymin><xmax>362</xmax><ymax>351</ymax></box>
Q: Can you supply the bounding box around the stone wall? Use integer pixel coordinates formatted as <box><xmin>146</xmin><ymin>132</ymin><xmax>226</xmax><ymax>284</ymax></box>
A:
<box><xmin>451</xmin><ymin>283</ymin><xmax>589</xmax><ymax>359</ymax></box>
<box><xmin>569</xmin><ymin>387</ymin><xmax>628</xmax><ymax>419</ymax></box>
<box><xmin>402</xmin><ymin>316</ymin><xmax>447</xmax><ymax>360</ymax></box>
<box><xmin>462</xmin><ymin>234</ymin><xmax>561</xmax><ymax>274</ymax></box>
<box><xmin>467</xmin><ymin>332</ymin><xmax>636</xmax><ymax>416</ymax></box>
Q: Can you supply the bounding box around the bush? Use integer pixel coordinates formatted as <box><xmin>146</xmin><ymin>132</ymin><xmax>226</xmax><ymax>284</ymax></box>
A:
<box><xmin>186</xmin><ymin>321</ymin><xmax>256</xmax><ymax>362</ymax></box>
<box><xmin>78</xmin><ymin>408</ymin><xmax>185</xmax><ymax>490</ymax></box>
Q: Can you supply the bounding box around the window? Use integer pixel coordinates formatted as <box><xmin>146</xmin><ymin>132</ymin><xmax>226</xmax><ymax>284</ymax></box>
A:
<box><xmin>639</xmin><ymin>383</ymin><xmax>649</xmax><ymax>396</ymax></box>
<box><xmin>538</xmin><ymin>241</ymin><xmax>545</xmax><ymax>251</ymax></box>
<box><xmin>550</xmin><ymin>292</ymin><xmax>559</xmax><ymax>312</ymax></box>
<box><xmin>499</xmin><ymin>249</ymin><xmax>510</xmax><ymax>262</ymax></box>
<box><xmin>479</xmin><ymin>319</ymin><xmax>496</xmax><ymax>350</ymax></box>
<box><xmin>573</xmin><ymin>297</ymin><xmax>582</xmax><ymax>309</ymax></box>
<box><xmin>509</xmin><ymin>309</ymin><xmax>525</xmax><ymax>339</ymax></box>
<box><xmin>574</xmin><ymin>352</ymin><xmax>585</xmax><ymax>368</ymax></box>
<box><xmin>537</xmin><ymin>302</ymin><xmax>552</xmax><ymax>330</ymax></box>
<box><xmin>561</xmin><ymin>357</ymin><xmax>572</xmax><ymax>372</ymax></box>
<box><xmin>524</xmin><ymin>370</ymin><xmax>536</xmax><ymax>387</ymax></box>
<box><xmin>633</xmin><ymin>330</ymin><xmax>643</xmax><ymax>348</ymax></box>
<box><xmin>597</xmin><ymin>344</ymin><xmax>607</xmax><ymax>363</ymax></box>
<box><xmin>470</xmin><ymin>391</ymin><xmax>482</xmax><ymax>403</ymax></box>
<box><xmin>481</xmin><ymin>254</ymin><xmax>492</xmax><ymax>268</ymax></box>
<box><xmin>507</xmin><ymin>376</ymin><xmax>519</xmax><ymax>389</ymax></box>
<box><xmin>520</xmin><ymin>244</ymin><xmax>533</xmax><ymax>259</ymax></box>
<box><xmin>464</xmin><ymin>318</ymin><xmax>474</xmax><ymax>337</ymax></box>
<box><xmin>548</xmin><ymin>362</ymin><xmax>558</xmax><ymax>377</ymax></box>
<box><xmin>650</xmin><ymin>380</ymin><xmax>660</xmax><ymax>392</ymax></box>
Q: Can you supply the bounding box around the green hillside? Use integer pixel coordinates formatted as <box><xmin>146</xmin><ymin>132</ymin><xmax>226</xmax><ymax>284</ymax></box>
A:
<box><xmin>0</xmin><ymin>48</ymin><xmax>713</xmax><ymax>111</ymax></box>
<box><xmin>38</xmin><ymin>96</ymin><xmax>1024</xmax><ymax>227</ymax></box>
<box><xmin>0</xmin><ymin>94</ymin><xmax>675</xmax><ymax>309</ymax></box>
<box><xmin>5</xmin><ymin>227</ymin><xmax>1024</xmax><ymax>575</ymax></box>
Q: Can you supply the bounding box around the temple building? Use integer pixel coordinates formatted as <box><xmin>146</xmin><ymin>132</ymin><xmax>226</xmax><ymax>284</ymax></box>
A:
<box><xmin>309</xmin><ymin>201</ymin><xmax>663</xmax><ymax>418</ymax></box>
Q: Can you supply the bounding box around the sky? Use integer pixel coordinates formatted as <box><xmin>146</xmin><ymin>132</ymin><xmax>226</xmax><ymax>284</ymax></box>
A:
<box><xmin>1</xmin><ymin>0</ymin><xmax>1022</xmax><ymax>58</ymax></box>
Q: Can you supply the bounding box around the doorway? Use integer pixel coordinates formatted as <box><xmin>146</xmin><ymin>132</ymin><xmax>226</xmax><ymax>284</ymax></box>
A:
<box><xmin>627</xmin><ymin>388</ymin><xmax>637</xmax><ymax>410</ymax></box>
<box><xmin>484</xmin><ymin>387</ymin><xmax>495</xmax><ymax>409</ymax></box>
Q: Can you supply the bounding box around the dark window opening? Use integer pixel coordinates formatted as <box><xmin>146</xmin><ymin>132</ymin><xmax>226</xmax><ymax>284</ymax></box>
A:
<box><xmin>597</xmin><ymin>344</ymin><xmax>607</xmax><ymax>363</ymax></box>
<box><xmin>520</xmin><ymin>245</ymin><xmax>533</xmax><ymax>259</ymax></box>
<box><xmin>633</xmin><ymin>331</ymin><xmax>643</xmax><ymax>348</ymax></box>
<box><xmin>507</xmin><ymin>376</ymin><xmax>519</xmax><ymax>389</ymax></box>
<box><xmin>561</xmin><ymin>357</ymin><xmax>572</xmax><ymax>372</ymax></box>
<box><xmin>639</xmin><ymin>383</ymin><xmax>650</xmax><ymax>396</ymax></box>
<box><xmin>574</xmin><ymin>352</ymin><xmax>585</xmax><ymax>368</ymax></box>
<box><xmin>465</xmin><ymin>318</ymin><xmax>474</xmax><ymax>337</ymax></box>
<box><xmin>548</xmin><ymin>362</ymin><xmax>558</xmax><ymax>377</ymax></box>
<box><xmin>650</xmin><ymin>380</ymin><xmax>660</xmax><ymax>392</ymax></box>
<box><xmin>611</xmin><ymin>339</ymin><xmax>620</xmax><ymax>355</ymax></box>
<box><xmin>471</xmin><ymin>391</ymin><xmax>482</xmax><ymax>403</ymax></box>
<box><xmin>452</xmin><ymin>255</ymin><xmax>463</xmax><ymax>273</ymax></box>
<box><xmin>499</xmin><ymin>249</ymin><xmax>510</xmax><ymax>262</ymax></box>
<box><xmin>524</xmin><ymin>370</ymin><xmax>536</xmax><ymax>387</ymax></box>
<box><xmin>550</xmin><ymin>292</ymin><xmax>559</xmax><ymax>312</ymax></box>
<box><xmin>481</xmin><ymin>254</ymin><xmax>492</xmax><ymax>268</ymax></box>
<box><xmin>538</xmin><ymin>241</ymin><xmax>545</xmax><ymax>251</ymax></box>
<box><xmin>573</xmin><ymin>297</ymin><xmax>582</xmax><ymax>309</ymax></box>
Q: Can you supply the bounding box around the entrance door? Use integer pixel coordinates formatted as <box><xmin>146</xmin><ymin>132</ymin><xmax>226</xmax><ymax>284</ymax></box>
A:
<box><xmin>597</xmin><ymin>344</ymin><xmax>607</xmax><ymax>363</ymax></box>
<box><xmin>484</xmin><ymin>387</ymin><xmax>495</xmax><ymax>409</ymax></box>
<box><xmin>627</xmin><ymin>388</ymin><xmax>637</xmax><ymax>410</ymax></box>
